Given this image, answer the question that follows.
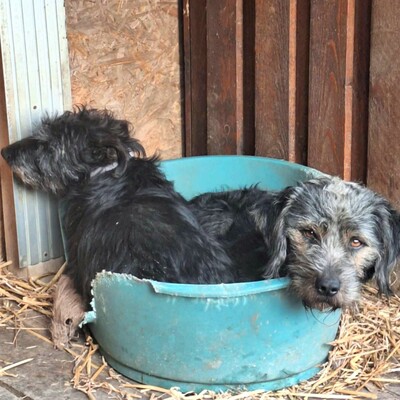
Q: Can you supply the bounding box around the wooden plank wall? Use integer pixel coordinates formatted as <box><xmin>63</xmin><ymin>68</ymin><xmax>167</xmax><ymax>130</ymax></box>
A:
<box><xmin>183</xmin><ymin>0</ymin><xmax>255</xmax><ymax>155</ymax></box>
<box><xmin>308</xmin><ymin>0</ymin><xmax>371</xmax><ymax>182</ymax></box>
<box><xmin>368</xmin><ymin>1</ymin><xmax>400</xmax><ymax>204</ymax></box>
<box><xmin>182</xmin><ymin>0</ymin><xmax>373</xmax><ymax>186</ymax></box>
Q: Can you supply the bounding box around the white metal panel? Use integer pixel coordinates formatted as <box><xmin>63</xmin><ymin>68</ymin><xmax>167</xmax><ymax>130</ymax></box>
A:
<box><xmin>0</xmin><ymin>0</ymin><xmax>71</xmax><ymax>267</ymax></box>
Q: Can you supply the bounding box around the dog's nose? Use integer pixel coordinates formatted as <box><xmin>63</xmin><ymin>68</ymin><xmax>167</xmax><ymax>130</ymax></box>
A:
<box><xmin>315</xmin><ymin>276</ymin><xmax>341</xmax><ymax>297</ymax></box>
<box><xmin>1</xmin><ymin>148</ymin><xmax>11</xmax><ymax>162</ymax></box>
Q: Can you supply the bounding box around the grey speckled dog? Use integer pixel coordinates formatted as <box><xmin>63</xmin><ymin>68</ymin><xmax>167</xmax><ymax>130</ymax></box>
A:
<box><xmin>190</xmin><ymin>177</ymin><xmax>400</xmax><ymax>310</ymax></box>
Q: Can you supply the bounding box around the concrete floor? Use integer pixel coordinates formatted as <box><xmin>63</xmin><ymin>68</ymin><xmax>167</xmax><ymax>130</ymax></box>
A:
<box><xmin>0</xmin><ymin>314</ymin><xmax>399</xmax><ymax>399</ymax></box>
<box><xmin>0</xmin><ymin>311</ymin><xmax>150</xmax><ymax>400</ymax></box>
<box><xmin>0</xmin><ymin>327</ymin><xmax>86</xmax><ymax>400</ymax></box>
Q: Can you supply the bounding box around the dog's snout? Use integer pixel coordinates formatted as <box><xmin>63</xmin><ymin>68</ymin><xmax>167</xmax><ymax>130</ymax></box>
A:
<box><xmin>1</xmin><ymin>147</ymin><xmax>11</xmax><ymax>162</ymax></box>
<box><xmin>315</xmin><ymin>276</ymin><xmax>341</xmax><ymax>297</ymax></box>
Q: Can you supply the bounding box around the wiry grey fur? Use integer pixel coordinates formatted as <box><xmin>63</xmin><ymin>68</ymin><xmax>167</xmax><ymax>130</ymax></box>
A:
<box><xmin>190</xmin><ymin>177</ymin><xmax>400</xmax><ymax>310</ymax></box>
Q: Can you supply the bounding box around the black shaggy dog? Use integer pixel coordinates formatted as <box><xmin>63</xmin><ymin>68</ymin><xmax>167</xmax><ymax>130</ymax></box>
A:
<box><xmin>190</xmin><ymin>179</ymin><xmax>400</xmax><ymax>310</ymax></box>
<box><xmin>1</xmin><ymin>107</ymin><xmax>235</xmax><ymax>307</ymax></box>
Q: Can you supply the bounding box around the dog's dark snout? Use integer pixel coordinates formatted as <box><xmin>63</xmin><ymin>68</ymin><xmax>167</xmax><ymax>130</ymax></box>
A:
<box><xmin>315</xmin><ymin>276</ymin><xmax>341</xmax><ymax>297</ymax></box>
<box><xmin>1</xmin><ymin>147</ymin><xmax>11</xmax><ymax>162</ymax></box>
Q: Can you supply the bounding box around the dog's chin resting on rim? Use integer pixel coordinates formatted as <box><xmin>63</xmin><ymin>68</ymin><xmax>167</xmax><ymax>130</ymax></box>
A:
<box><xmin>190</xmin><ymin>177</ymin><xmax>400</xmax><ymax>311</ymax></box>
<box><xmin>1</xmin><ymin>107</ymin><xmax>236</xmax><ymax>347</ymax></box>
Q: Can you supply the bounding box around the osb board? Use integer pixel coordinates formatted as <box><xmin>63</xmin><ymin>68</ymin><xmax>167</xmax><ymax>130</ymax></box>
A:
<box><xmin>65</xmin><ymin>0</ymin><xmax>182</xmax><ymax>160</ymax></box>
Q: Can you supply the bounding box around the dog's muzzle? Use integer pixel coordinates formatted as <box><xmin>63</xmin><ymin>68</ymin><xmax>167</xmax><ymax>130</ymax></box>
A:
<box><xmin>315</xmin><ymin>275</ymin><xmax>341</xmax><ymax>297</ymax></box>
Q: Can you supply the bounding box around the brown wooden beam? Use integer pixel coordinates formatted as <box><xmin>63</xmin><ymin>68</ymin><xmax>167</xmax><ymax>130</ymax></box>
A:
<box><xmin>242</xmin><ymin>0</ymin><xmax>256</xmax><ymax>155</ymax></box>
<box><xmin>0</xmin><ymin>45</ymin><xmax>19</xmax><ymax>269</ymax></box>
<box><xmin>206</xmin><ymin>0</ymin><xmax>241</xmax><ymax>154</ymax></box>
<box><xmin>308</xmin><ymin>0</ymin><xmax>370</xmax><ymax>180</ymax></box>
<box><xmin>288</xmin><ymin>0</ymin><xmax>310</xmax><ymax>164</ymax></box>
<box><xmin>255</xmin><ymin>0</ymin><xmax>290</xmax><ymax>159</ymax></box>
<box><xmin>368</xmin><ymin>0</ymin><xmax>400</xmax><ymax>201</ymax></box>
<box><xmin>182</xmin><ymin>0</ymin><xmax>208</xmax><ymax>156</ymax></box>
<box><xmin>344</xmin><ymin>0</ymin><xmax>371</xmax><ymax>182</ymax></box>
<box><xmin>308</xmin><ymin>0</ymin><xmax>347</xmax><ymax>176</ymax></box>
<box><xmin>182</xmin><ymin>0</ymin><xmax>254</xmax><ymax>156</ymax></box>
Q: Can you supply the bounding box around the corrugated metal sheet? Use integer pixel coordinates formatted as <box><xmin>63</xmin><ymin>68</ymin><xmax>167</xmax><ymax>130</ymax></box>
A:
<box><xmin>0</xmin><ymin>0</ymin><xmax>71</xmax><ymax>267</ymax></box>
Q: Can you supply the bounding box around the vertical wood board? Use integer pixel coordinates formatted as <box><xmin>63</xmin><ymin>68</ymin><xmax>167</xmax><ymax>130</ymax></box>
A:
<box><xmin>255</xmin><ymin>0</ymin><xmax>289</xmax><ymax>159</ymax></box>
<box><xmin>368</xmin><ymin>0</ymin><xmax>400</xmax><ymax>203</ymax></box>
<box><xmin>0</xmin><ymin>48</ymin><xmax>15</xmax><ymax>264</ymax></box>
<box><xmin>183</xmin><ymin>0</ymin><xmax>208</xmax><ymax>156</ymax></box>
<box><xmin>242</xmin><ymin>0</ymin><xmax>256</xmax><ymax>155</ymax></box>
<box><xmin>206</xmin><ymin>0</ymin><xmax>239</xmax><ymax>154</ymax></box>
<box><xmin>308</xmin><ymin>0</ymin><xmax>347</xmax><ymax>176</ymax></box>
<box><xmin>346</xmin><ymin>0</ymin><xmax>370</xmax><ymax>182</ymax></box>
<box><xmin>288</xmin><ymin>0</ymin><xmax>310</xmax><ymax>164</ymax></box>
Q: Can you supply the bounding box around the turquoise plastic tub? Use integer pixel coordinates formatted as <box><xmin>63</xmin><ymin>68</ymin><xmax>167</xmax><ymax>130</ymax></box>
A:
<box><xmin>83</xmin><ymin>156</ymin><xmax>341</xmax><ymax>392</ymax></box>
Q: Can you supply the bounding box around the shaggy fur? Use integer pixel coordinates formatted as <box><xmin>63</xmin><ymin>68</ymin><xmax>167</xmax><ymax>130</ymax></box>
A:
<box><xmin>50</xmin><ymin>274</ymin><xmax>86</xmax><ymax>349</ymax></box>
<box><xmin>1</xmin><ymin>107</ymin><xmax>235</xmax><ymax>308</ymax></box>
<box><xmin>190</xmin><ymin>178</ymin><xmax>400</xmax><ymax>310</ymax></box>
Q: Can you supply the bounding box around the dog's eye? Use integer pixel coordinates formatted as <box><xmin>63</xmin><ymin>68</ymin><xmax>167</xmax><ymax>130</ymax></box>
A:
<box><xmin>302</xmin><ymin>228</ymin><xmax>317</xmax><ymax>239</ymax></box>
<box><xmin>350</xmin><ymin>237</ymin><xmax>364</xmax><ymax>249</ymax></box>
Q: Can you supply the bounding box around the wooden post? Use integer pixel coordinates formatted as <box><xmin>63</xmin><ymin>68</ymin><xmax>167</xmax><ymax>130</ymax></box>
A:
<box><xmin>255</xmin><ymin>0</ymin><xmax>309</xmax><ymax>164</ymax></box>
<box><xmin>308</xmin><ymin>0</ymin><xmax>370</xmax><ymax>180</ymax></box>
<box><xmin>182</xmin><ymin>0</ymin><xmax>208</xmax><ymax>156</ymax></box>
<box><xmin>0</xmin><ymin>46</ymin><xmax>19</xmax><ymax>268</ymax></box>
<box><xmin>255</xmin><ymin>0</ymin><xmax>290</xmax><ymax>159</ymax></box>
<box><xmin>206</xmin><ymin>0</ymin><xmax>242</xmax><ymax>154</ymax></box>
<box><xmin>368</xmin><ymin>0</ymin><xmax>400</xmax><ymax>201</ymax></box>
<box><xmin>288</xmin><ymin>0</ymin><xmax>310</xmax><ymax>164</ymax></box>
<box><xmin>182</xmin><ymin>0</ymin><xmax>254</xmax><ymax>156</ymax></box>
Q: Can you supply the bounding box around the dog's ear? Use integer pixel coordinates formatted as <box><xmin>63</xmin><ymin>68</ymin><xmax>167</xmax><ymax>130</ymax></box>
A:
<box><xmin>257</xmin><ymin>186</ymin><xmax>296</xmax><ymax>279</ymax></box>
<box><xmin>91</xmin><ymin>118</ymin><xmax>145</xmax><ymax>177</ymax></box>
<box><xmin>374</xmin><ymin>205</ymin><xmax>400</xmax><ymax>295</ymax></box>
<box><xmin>110</xmin><ymin>142</ymin><xmax>130</xmax><ymax>177</ymax></box>
<box><xmin>102</xmin><ymin>138</ymin><xmax>143</xmax><ymax>178</ymax></box>
<box><xmin>108</xmin><ymin>119</ymin><xmax>145</xmax><ymax>157</ymax></box>
<box><xmin>110</xmin><ymin>120</ymin><xmax>145</xmax><ymax>177</ymax></box>
<box><xmin>113</xmin><ymin>136</ymin><xmax>145</xmax><ymax>177</ymax></box>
